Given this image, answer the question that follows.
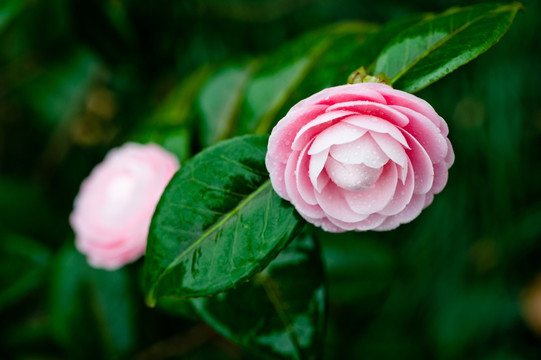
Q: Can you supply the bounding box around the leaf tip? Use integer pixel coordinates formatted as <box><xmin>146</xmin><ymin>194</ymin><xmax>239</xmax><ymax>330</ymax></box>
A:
<box><xmin>145</xmin><ymin>289</ymin><xmax>158</xmax><ymax>308</ymax></box>
<box><xmin>513</xmin><ymin>2</ymin><xmax>526</xmax><ymax>12</ymax></box>
<box><xmin>500</xmin><ymin>2</ymin><xmax>525</xmax><ymax>13</ymax></box>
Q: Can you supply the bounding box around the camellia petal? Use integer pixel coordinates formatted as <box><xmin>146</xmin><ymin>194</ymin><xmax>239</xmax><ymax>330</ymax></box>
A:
<box><xmin>70</xmin><ymin>143</ymin><xmax>179</xmax><ymax>269</ymax></box>
<box><xmin>343</xmin><ymin>163</ymin><xmax>397</xmax><ymax>215</ymax></box>
<box><xmin>329</xmin><ymin>134</ymin><xmax>389</xmax><ymax>168</ymax></box>
<box><xmin>378</xmin><ymin>162</ymin><xmax>415</xmax><ymax>216</ymax></box>
<box><xmin>309</xmin><ymin>148</ymin><xmax>330</xmax><ymax>191</ymax></box>
<box><xmin>444</xmin><ymin>137</ymin><xmax>455</xmax><ymax>168</ymax></box>
<box><xmin>269</xmin><ymin>104</ymin><xmax>327</xmax><ymax>155</ymax></box>
<box><xmin>402</xmin><ymin>130</ymin><xmax>434</xmax><ymax>194</ymax></box>
<box><xmin>327</xmin><ymin>101</ymin><xmax>410</xmax><ymax>127</ymax></box>
<box><xmin>370</xmin><ymin>132</ymin><xmax>408</xmax><ymax>170</ymax></box>
<box><xmin>285</xmin><ymin>147</ymin><xmax>326</xmax><ymax>219</ymax></box>
<box><xmin>392</xmin><ymin>105</ymin><xmax>448</xmax><ymax>163</ymax></box>
<box><xmin>266</xmin><ymin>82</ymin><xmax>454</xmax><ymax>232</ymax></box>
<box><xmin>300</xmin><ymin>84</ymin><xmax>388</xmax><ymax>105</ymax></box>
<box><xmin>325</xmin><ymin>156</ymin><xmax>384</xmax><ymax>191</ymax></box>
<box><xmin>314</xmin><ymin>88</ymin><xmax>387</xmax><ymax>105</ymax></box>
<box><xmin>314</xmin><ymin>182</ymin><xmax>370</xmax><ymax>223</ymax></box>
<box><xmin>296</xmin><ymin>141</ymin><xmax>318</xmax><ymax>205</ymax></box>
<box><xmin>343</xmin><ymin>115</ymin><xmax>409</xmax><ymax>148</ymax></box>
<box><xmin>292</xmin><ymin>110</ymin><xmax>356</xmax><ymax>151</ymax></box>
<box><xmin>308</xmin><ymin>122</ymin><xmax>367</xmax><ymax>155</ymax></box>
<box><xmin>369</xmin><ymin>83</ymin><xmax>442</xmax><ymax>127</ymax></box>
<box><xmin>431</xmin><ymin>161</ymin><xmax>450</xmax><ymax>194</ymax></box>
<box><xmin>374</xmin><ymin>194</ymin><xmax>427</xmax><ymax>231</ymax></box>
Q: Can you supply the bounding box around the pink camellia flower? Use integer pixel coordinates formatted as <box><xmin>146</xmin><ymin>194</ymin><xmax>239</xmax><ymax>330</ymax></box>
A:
<box><xmin>266</xmin><ymin>83</ymin><xmax>454</xmax><ymax>232</ymax></box>
<box><xmin>70</xmin><ymin>143</ymin><xmax>179</xmax><ymax>270</ymax></box>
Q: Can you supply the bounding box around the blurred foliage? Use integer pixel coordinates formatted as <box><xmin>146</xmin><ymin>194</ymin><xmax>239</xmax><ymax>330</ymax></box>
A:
<box><xmin>0</xmin><ymin>0</ymin><xmax>540</xmax><ymax>359</ymax></box>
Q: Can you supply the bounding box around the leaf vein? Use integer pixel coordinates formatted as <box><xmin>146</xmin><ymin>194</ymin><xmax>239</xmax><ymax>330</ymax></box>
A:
<box><xmin>190</xmin><ymin>178</ymin><xmax>245</xmax><ymax>197</ymax></box>
<box><xmin>219</xmin><ymin>155</ymin><xmax>268</xmax><ymax>176</ymax></box>
<box><xmin>149</xmin><ymin>181</ymin><xmax>272</xmax><ymax>300</ymax></box>
<box><xmin>169</xmin><ymin>202</ymin><xmax>225</xmax><ymax>215</ymax></box>
<box><xmin>391</xmin><ymin>7</ymin><xmax>505</xmax><ymax>83</ymax></box>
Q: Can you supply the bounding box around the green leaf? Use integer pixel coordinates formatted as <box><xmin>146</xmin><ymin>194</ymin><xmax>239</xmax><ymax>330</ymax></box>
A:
<box><xmin>50</xmin><ymin>244</ymin><xmax>136</xmax><ymax>359</ymax></box>
<box><xmin>296</xmin><ymin>16</ymin><xmax>425</xmax><ymax>95</ymax></box>
<box><xmin>374</xmin><ymin>2</ymin><xmax>522</xmax><ymax>93</ymax></box>
<box><xmin>191</xmin><ymin>18</ymin><xmax>433</xmax><ymax>142</ymax></box>
<box><xmin>143</xmin><ymin>135</ymin><xmax>303</xmax><ymax>305</ymax></box>
<box><xmin>230</xmin><ymin>17</ymin><xmax>431</xmax><ymax>136</ymax></box>
<box><xmin>131</xmin><ymin>66</ymin><xmax>214</xmax><ymax>162</ymax></box>
<box><xmin>283</xmin><ymin>15</ymin><xmax>426</xmax><ymax>118</ymax></box>
<box><xmin>0</xmin><ymin>233</ymin><xmax>50</xmax><ymax>312</ymax></box>
<box><xmin>131</xmin><ymin>125</ymin><xmax>191</xmax><ymax>164</ymax></box>
<box><xmin>235</xmin><ymin>22</ymin><xmax>380</xmax><ymax>135</ymax></box>
<box><xmin>197</xmin><ymin>61</ymin><xmax>255</xmax><ymax>147</ymax></box>
<box><xmin>147</xmin><ymin>66</ymin><xmax>215</xmax><ymax>128</ymax></box>
<box><xmin>0</xmin><ymin>0</ymin><xmax>28</xmax><ymax>33</ymax></box>
<box><xmin>191</xmin><ymin>232</ymin><xmax>326</xmax><ymax>360</ymax></box>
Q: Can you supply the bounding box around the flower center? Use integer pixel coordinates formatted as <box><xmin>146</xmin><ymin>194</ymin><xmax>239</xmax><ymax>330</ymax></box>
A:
<box><xmin>325</xmin><ymin>156</ymin><xmax>383</xmax><ymax>191</ymax></box>
<box><xmin>103</xmin><ymin>173</ymin><xmax>137</xmax><ymax>219</ymax></box>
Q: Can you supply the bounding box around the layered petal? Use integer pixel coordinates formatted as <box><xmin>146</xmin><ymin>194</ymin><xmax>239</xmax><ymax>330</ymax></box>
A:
<box><xmin>343</xmin><ymin>163</ymin><xmax>398</xmax><ymax>215</ymax></box>
<box><xmin>329</xmin><ymin>133</ymin><xmax>389</xmax><ymax>168</ymax></box>
<box><xmin>70</xmin><ymin>143</ymin><xmax>180</xmax><ymax>270</ymax></box>
<box><xmin>285</xmin><ymin>146</ymin><xmax>326</xmax><ymax>219</ymax></box>
<box><xmin>266</xmin><ymin>82</ymin><xmax>454</xmax><ymax>233</ymax></box>
<box><xmin>392</xmin><ymin>105</ymin><xmax>447</xmax><ymax>163</ymax></box>
<box><xmin>328</xmin><ymin>100</ymin><xmax>409</xmax><ymax>127</ymax></box>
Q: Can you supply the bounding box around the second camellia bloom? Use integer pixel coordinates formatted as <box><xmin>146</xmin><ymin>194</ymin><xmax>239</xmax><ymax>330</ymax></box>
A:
<box><xmin>70</xmin><ymin>143</ymin><xmax>180</xmax><ymax>270</ymax></box>
<box><xmin>265</xmin><ymin>83</ymin><xmax>454</xmax><ymax>232</ymax></box>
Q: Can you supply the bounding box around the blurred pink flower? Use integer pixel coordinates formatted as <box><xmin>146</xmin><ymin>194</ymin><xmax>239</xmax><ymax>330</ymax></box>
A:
<box><xmin>266</xmin><ymin>83</ymin><xmax>454</xmax><ymax>232</ymax></box>
<box><xmin>70</xmin><ymin>143</ymin><xmax>179</xmax><ymax>270</ymax></box>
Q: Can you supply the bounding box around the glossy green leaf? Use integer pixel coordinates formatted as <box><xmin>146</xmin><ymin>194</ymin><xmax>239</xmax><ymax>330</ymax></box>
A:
<box><xmin>296</xmin><ymin>15</ymin><xmax>426</xmax><ymax>96</ymax></box>
<box><xmin>231</xmin><ymin>17</ymin><xmax>435</xmax><ymax>136</ymax></box>
<box><xmin>374</xmin><ymin>3</ymin><xmax>522</xmax><ymax>92</ymax></box>
<box><xmin>197</xmin><ymin>61</ymin><xmax>255</xmax><ymax>146</ymax></box>
<box><xmin>50</xmin><ymin>245</ymin><xmax>136</xmax><ymax>359</ymax></box>
<box><xmin>0</xmin><ymin>233</ymin><xmax>50</xmax><ymax>312</ymax></box>
<box><xmin>193</xmin><ymin>18</ymin><xmax>434</xmax><ymax>141</ymax></box>
<box><xmin>278</xmin><ymin>15</ymin><xmax>427</xmax><ymax>124</ymax></box>
<box><xmin>143</xmin><ymin>135</ymin><xmax>303</xmax><ymax>305</ymax></box>
<box><xmin>234</xmin><ymin>22</ymin><xmax>380</xmax><ymax>135</ymax></box>
<box><xmin>191</xmin><ymin>232</ymin><xmax>326</xmax><ymax>360</ymax></box>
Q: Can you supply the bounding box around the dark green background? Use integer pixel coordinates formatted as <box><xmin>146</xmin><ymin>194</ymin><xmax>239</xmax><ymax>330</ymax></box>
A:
<box><xmin>1</xmin><ymin>0</ymin><xmax>540</xmax><ymax>359</ymax></box>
